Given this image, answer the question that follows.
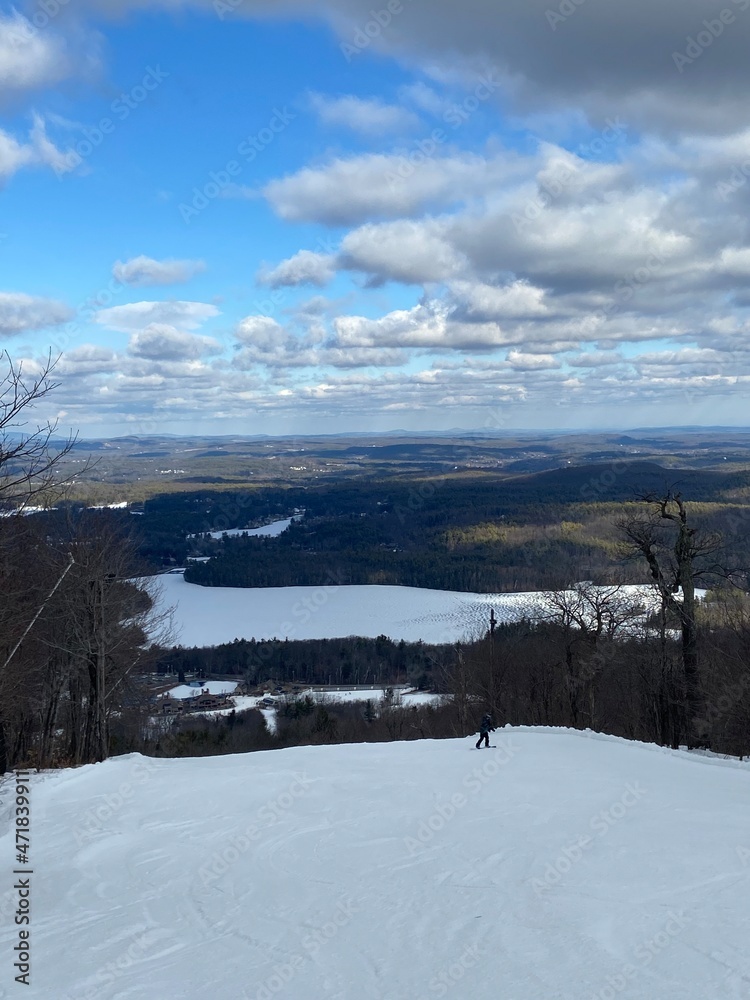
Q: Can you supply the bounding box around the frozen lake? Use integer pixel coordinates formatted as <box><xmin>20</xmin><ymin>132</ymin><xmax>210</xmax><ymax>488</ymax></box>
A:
<box><xmin>154</xmin><ymin>575</ymin><xmax>663</xmax><ymax>648</ymax></box>
<box><xmin>188</xmin><ymin>516</ymin><xmax>300</xmax><ymax>540</ymax></box>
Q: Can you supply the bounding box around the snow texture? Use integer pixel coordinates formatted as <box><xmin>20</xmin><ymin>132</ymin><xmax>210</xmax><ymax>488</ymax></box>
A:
<box><xmin>160</xmin><ymin>681</ymin><xmax>238</xmax><ymax>701</ymax></box>
<box><xmin>2</xmin><ymin>728</ymin><xmax>750</xmax><ymax>999</ymax></box>
<box><xmin>156</xmin><ymin>577</ymin><xmax>672</xmax><ymax>648</ymax></box>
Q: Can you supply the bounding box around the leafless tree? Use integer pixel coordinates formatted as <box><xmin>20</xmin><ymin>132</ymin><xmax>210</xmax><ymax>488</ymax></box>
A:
<box><xmin>542</xmin><ymin>582</ymin><xmax>651</xmax><ymax>729</ymax></box>
<box><xmin>618</xmin><ymin>490</ymin><xmax>723</xmax><ymax>746</ymax></box>
<box><xmin>0</xmin><ymin>351</ymin><xmax>83</xmax><ymax>509</ymax></box>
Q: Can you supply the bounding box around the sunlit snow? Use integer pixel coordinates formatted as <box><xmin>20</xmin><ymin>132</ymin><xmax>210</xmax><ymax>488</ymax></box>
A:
<box><xmin>5</xmin><ymin>730</ymin><xmax>749</xmax><ymax>999</ymax></box>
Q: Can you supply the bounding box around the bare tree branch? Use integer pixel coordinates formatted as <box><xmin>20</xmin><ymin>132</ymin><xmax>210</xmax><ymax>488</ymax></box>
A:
<box><xmin>0</xmin><ymin>351</ymin><xmax>93</xmax><ymax>509</ymax></box>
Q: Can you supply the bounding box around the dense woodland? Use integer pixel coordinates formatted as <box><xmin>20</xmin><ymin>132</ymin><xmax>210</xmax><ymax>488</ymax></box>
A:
<box><xmin>181</xmin><ymin>484</ymin><xmax>750</xmax><ymax>594</ymax></box>
<box><xmin>157</xmin><ymin>635</ymin><xmax>451</xmax><ymax>689</ymax></box>
<box><xmin>26</xmin><ymin>462</ymin><xmax>750</xmax><ymax>595</ymax></box>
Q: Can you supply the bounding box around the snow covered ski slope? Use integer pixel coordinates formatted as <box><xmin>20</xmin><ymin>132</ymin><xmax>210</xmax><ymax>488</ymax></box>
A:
<box><xmin>2</xmin><ymin>728</ymin><xmax>749</xmax><ymax>999</ymax></box>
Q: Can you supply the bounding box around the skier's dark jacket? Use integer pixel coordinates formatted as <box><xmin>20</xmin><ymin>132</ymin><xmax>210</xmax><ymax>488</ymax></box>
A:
<box><xmin>479</xmin><ymin>714</ymin><xmax>493</xmax><ymax>734</ymax></box>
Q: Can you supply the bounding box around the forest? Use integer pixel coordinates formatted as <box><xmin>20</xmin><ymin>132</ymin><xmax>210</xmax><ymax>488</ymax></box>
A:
<box><xmin>156</xmin><ymin>634</ymin><xmax>451</xmax><ymax>689</ymax></box>
<box><xmin>181</xmin><ymin>487</ymin><xmax>750</xmax><ymax>594</ymax></box>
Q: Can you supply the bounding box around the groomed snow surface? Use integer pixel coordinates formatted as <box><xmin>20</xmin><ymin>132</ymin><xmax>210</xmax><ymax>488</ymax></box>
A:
<box><xmin>3</xmin><ymin>729</ymin><xmax>749</xmax><ymax>999</ymax></box>
<box><xmin>156</xmin><ymin>578</ymin><xmax>665</xmax><ymax>647</ymax></box>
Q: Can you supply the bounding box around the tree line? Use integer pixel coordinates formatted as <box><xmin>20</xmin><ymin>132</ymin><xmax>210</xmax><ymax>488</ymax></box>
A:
<box><xmin>156</xmin><ymin>634</ymin><xmax>451</xmax><ymax>689</ymax></box>
<box><xmin>0</xmin><ymin>355</ymin><xmax>166</xmax><ymax>771</ymax></box>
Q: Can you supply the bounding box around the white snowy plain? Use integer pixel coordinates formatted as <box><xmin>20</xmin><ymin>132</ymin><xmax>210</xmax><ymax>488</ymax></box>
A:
<box><xmin>156</xmin><ymin>577</ymin><xmax>668</xmax><ymax>648</ymax></box>
<box><xmin>189</xmin><ymin>518</ymin><xmax>297</xmax><ymax>541</ymax></box>
<box><xmin>2</xmin><ymin>728</ymin><xmax>749</xmax><ymax>999</ymax></box>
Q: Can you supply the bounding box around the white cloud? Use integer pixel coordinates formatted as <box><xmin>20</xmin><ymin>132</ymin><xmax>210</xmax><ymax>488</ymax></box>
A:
<box><xmin>567</xmin><ymin>351</ymin><xmax>626</xmax><ymax>369</ymax></box>
<box><xmin>128</xmin><ymin>325</ymin><xmax>221</xmax><ymax>360</ymax></box>
<box><xmin>233</xmin><ymin>314</ymin><xmax>406</xmax><ymax>369</ymax></box>
<box><xmin>340</xmin><ymin>220</ymin><xmax>465</xmax><ymax>285</ymax></box>
<box><xmin>95</xmin><ymin>301</ymin><xmax>220</xmax><ymax>333</ymax></box>
<box><xmin>0</xmin><ymin>115</ymin><xmax>77</xmax><ymax>184</ymax></box>
<box><xmin>263</xmin><ymin>151</ymin><xmax>518</xmax><ymax>225</ymax></box>
<box><xmin>58</xmin><ymin>345</ymin><xmax>118</xmax><ymax>375</ymax></box>
<box><xmin>112</xmin><ymin>256</ymin><xmax>206</xmax><ymax>287</ymax></box>
<box><xmin>333</xmin><ymin>302</ymin><xmax>512</xmax><ymax>351</ymax></box>
<box><xmin>235</xmin><ymin>316</ymin><xmax>289</xmax><ymax>350</ymax></box>
<box><xmin>0</xmin><ymin>12</ymin><xmax>70</xmax><ymax>94</ymax></box>
<box><xmin>0</xmin><ymin>292</ymin><xmax>73</xmax><ymax>338</ymax></box>
<box><xmin>449</xmin><ymin>281</ymin><xmax>551</xmax><ymax>321</ymax></box>
<box><xmin>715</xmin><ymin>247</ymin><xmax>750</xmax><ymax>278</ymax></box>
<box><xmin>258</xmin><ymin>251</ymin><xmax>336</xmax><ymax>288</ymax></box>
<box><xmin>399</xmin><ymin>82</ymin><xmax>445</xmax><ymax>118</ymax></box>
<box><xmin>309</xmin><ymin>93</ymin><xmax>420</xmax><ymax>135</ymax></box>
<box><xmin>506</xmin><ymin>351</ymin><xmax>560</xmax><ymax>371</ymax></box>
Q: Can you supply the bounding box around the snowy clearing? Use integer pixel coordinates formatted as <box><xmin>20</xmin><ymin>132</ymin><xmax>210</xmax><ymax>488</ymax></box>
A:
<box><xmin>160</xmin><ymin>681</ymin><xmax>238</xmax><ymax>701</ymax></box>
<box><xmin>309</xmin><ymin>688</ymin><xmax>445</xmax><ymax>708</ymax></box>
<box><xmin>3</xmin><ymin>728</ymin><xmax>749</xmax><ymax>999</ymax></box>
<box><xmin>197</xmin><ymin>690</ymin><xmax>444</xmax><ymax>732</ymax></box>
<box><xmin>155</xmin><ymin>576</ymin><xmax>674</xmax><ymax>647</ymax></box>
<box><xmin>188</xmin><ymin>517</ymin><xmax>298</xmax><ymax>540</ymax></box>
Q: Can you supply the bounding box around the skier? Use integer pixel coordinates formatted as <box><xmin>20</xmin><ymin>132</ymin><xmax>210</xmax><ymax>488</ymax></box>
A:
<box><xmin>475</xmin><ymin>711</ymin><xmax>495</xmax><ymax>749</ymax></box>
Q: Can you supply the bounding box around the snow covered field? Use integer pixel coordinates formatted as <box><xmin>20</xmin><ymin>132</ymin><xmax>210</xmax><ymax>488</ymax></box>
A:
<box><xmin>162</xmin><ymin>681</ymin><xmax>238</xmax><ymax>701</ymax></box>
<box><xmin>195</xmin><ymin>689</ymin><xmax>444</xmax><ymax>735</ymax></box>
<box><xmin>3</xmin><ymin>729</ymin><xmax>749</xmax><ymax>999</ymax></box>
<box><xmin>312</xmin><ymin>688</ymin><xmax>444</xmax><ymax>708</ymax></box>
<box><xmin>156</xmin><ymin>575</ymin><xmax>665</xmax><ymax>647</ymax></box>
<box><xmin>189</xmin><ymin>517</ymin><xmax>298</xmax><ymax>540</ymax></box>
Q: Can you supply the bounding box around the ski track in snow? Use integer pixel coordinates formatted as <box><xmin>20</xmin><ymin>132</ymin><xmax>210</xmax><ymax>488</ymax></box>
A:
<box><xmin>4</xmin><ymin>729</ymin><xmax>750</xmax><ymax>999</ymax></box>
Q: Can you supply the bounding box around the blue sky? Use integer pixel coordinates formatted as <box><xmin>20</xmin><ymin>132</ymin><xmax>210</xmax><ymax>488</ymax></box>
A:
<box><xmin>2</xmin><ymin>0</ymin><xmax>750</xmax><ymax>436</ymax></box>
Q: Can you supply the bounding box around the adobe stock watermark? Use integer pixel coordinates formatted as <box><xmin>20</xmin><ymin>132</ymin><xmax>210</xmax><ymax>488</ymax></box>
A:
<box><xmin>532</xmin><ymin>781</ymin><xmax>647</xmax><ymax>895</ymax></box>
<box><xmin>72</xmin><ymin>928</ymin><xmax>176</xmax><ymax>1000</ymax></box>
<box><xmin>546</xmin><ymin>0</ymin><xmax>589</xmax><ymax>32</ymax></box>
<box><xmin>54</xmin><ymin>66</ymin><xmax>170</xmax><ymax>178</ymax></box>
<box><xmin>236</xmin><ymin>568</ymin><xmax>347</xmax><ymax>677</ymax></box>
<box><xmin>385</xmin><ymin>70</ymin><xmax>501</xmax><ymax>190</ymax></box>
<box><xmin>340</xmin><ymin>0</ymin><xmax>415</xmax><ymax>61</ymax></box>
<box><xmin>672</xmin><ymin>0</ymin><xmax>750</xmax><ymax>73</ymax></box>
<box><xmin>244</xmin><ymin>897</ymin><xmax>359</xmax><ymax>1000</ymax></box>
<box><xmin>179</xmin><ymin>106</ymin><xmax>297</xmax><ymax>223</ymax></box>
<box><xmin>416</xmin><ymin>944</ymin><xmax>482</xmax><ymax>1000</ymax></box>
<box><xmin>213</xmin><ymin>0</ymin><xmax>246</xmax><ymax>18</ymax></box>
<box><xmin>393</xmin><ymin>403</ymin><xmax>510</xmax><ymax>525</ymax></box>
<box><xmin>592</xmin><ymin>248</ymin><xmax>667</xmax><ymax>325</ymax></box>
<box><xmin>716</xmin><ymin>157</ymin><xmax>750</xmax><ymax>201</ymax></box>
<box><xmin>197</xmin><ymin>772</ymin><xmax>313</xmax><ymax>887</ymax></box>
<box><xmin>3</xmin><ymin>1</ymin><xmax>70</xmax><ymax>43</ymax></box>
<box><xmin>578</xmin><ymin>459</ymin><xmax>634</xmax><ymax>501</ymax></box>
<box><xmin>72</xmin><ymin>759</ymin><xmax>159</xmax><ymax>847</ymax></box>
<box><xmin>49</xmin><ymin>273</ymin><xmax>131</xmax><ymax>359</ymax></box>
<box><xmin>403</xmin><ymin>736</ymin><xmax>518</xmax><ymax>855</ymax></box>
<box><xmin>694</xmin><ymin>672</ymin><xmax>750</xmax><ymax>738</ymax></box>
<box><xmin>588</xmin><ymin>911</ymin><xmax>691</xmax><ymax>1000</ymax></box>
<box><xmin>513</xmin><ymin>118</ymin><xmax>628</xmax><ymax>235</ymax></box>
